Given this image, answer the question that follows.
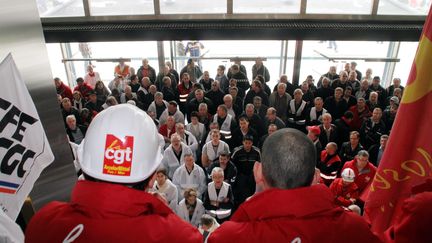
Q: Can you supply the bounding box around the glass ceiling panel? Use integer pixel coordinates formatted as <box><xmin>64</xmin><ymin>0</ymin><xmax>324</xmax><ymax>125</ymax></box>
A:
<box><xmin>233</xmin><ymin>0</ymin><xmax>300</xmax><ymax>14</ymax></box>
<box><xmin>90</xmin><ymin>0</ymin><xmax>154</xmax><ymax>16</ymax></box>
<box><xmin>36</xmin><ymin>0</ymin><xmax>85</xmax><ymax>17</ymax></box>
<box><xmin>378</xmin><ymin>0</ymin><xmax>431</xmax><ymax>15</ymax></box>
<box><xmin>160</xmin><ymin>0</ymin><xmax>226</xmax><ymax>14</ymax></box>
<box><xmin>306</xmin><ymin>0</ymin><xmax>373</xmax><ymax>14</ymax></box>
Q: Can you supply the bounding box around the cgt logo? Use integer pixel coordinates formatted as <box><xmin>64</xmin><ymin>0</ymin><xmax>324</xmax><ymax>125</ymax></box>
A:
<box><xmin>103</xmin><ymin>134</ymin><xmax>134</xmax><ymax>176</ymax></box>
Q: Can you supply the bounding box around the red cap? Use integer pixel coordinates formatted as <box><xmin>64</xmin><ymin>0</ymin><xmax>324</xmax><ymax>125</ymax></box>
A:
<box><xmin>307</xmin><ymin>126</ymin><xmax>321</xmax><ymax>135</ymax></box>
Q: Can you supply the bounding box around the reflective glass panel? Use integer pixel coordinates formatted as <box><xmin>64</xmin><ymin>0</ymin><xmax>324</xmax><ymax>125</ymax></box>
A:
<box><xmin>172</xmin><ymin>40</ymin><xmax>291</xmax><ymax>89</ymax></box>
<box><xmin>160</xmin><ymin>0</ymin><xmax>226</xmax><ymax>14</ymax></box>
<box><xmin>90</xmin><ymin>0</ymin><xmax>154</xmax><ymax>16</ymax></box>
<box><xmin>37</xmin><ymin>0</ymin><xmax>85</xmax><ymax>17</ymax></box>
<box><xmin>393</xmin><ymin>42</ymin><xmax>418</xmax><ymax>86</ymax></box>
<box><xmin>300</xmin><ymin>41</ymin><xmax>390</xmax><ymax>86</ymax></box>
<box><xmin>306</xmin><ymin>0</ymin><xmax>373</xmax><ymax>14</ymax></box>
<box><xmin>234</xmin><ymin>0</ymin><xmax>300</xmax><ymax>13</ymax></box>
<box><xmin>378</xmin><ymin>0</ymin><xmax>431</xmax><ymax>15</ymax></box>
<box><xmin>46</xmin><ymin>44</ymin><xmax>68</xmax><ymax>85</ymax></box>
<box><xmin>53</xmin><ymin>42</ymin><xmax>158</xmax><ymax>84</ymax></box>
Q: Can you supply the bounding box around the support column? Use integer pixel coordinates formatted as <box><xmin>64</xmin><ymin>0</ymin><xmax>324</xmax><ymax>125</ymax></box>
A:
<box><xmin>292</xmin><ymin>40</ymin><xmax>303</xmax><ymax>85</ymax></box>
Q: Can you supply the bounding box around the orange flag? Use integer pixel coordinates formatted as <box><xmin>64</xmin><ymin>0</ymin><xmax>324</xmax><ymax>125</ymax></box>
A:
<box><xmin>364</xmin><ymin>6</ymin><xmax>432</xmax><ymax>236</ymax></box>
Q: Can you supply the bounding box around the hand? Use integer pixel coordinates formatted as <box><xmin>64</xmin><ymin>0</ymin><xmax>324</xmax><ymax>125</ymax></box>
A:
<box><xmin>350</xmin><ymin>198</ymin><xmax>356</xmax><ymax>204</ymax></box>
<box><xmin>311</xmin><ymin>168</ymin><xmax>321</xmax><ymax>185</ymax></box>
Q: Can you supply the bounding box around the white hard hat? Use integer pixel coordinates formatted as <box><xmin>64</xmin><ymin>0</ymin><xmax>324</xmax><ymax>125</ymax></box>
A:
<box><xmin>78</xmin><ymin>104</ymin><xmax>162</xmax><ymax>183</ymax></box>
<box><xmin>341</xmin><ymin>168</ymin><xmax>355</xmax><ymax>183</ymax></box>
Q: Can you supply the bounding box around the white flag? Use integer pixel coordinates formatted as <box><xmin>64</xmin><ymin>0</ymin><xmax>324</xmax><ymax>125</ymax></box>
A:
<box><xmin>0</xmin><ymin>53</ymin><xmax>55</xmax><ymax>220</ymax></box>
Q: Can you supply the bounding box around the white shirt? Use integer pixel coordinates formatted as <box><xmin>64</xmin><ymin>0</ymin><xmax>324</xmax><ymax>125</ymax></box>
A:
<box><xmin>172</xmin><ymin>164</ymin><xmax>207</xmax><ymax>201</ymax></box>
<box><xmin>84</xmin><ymin>72</ymin><xmax>101</xmax><ymax>89</ymax></box>
<box><xmin>176</xmin><ymin>198</ymin><xmax>205</xmax><ymax>227</ymax></box>
<box><xmin>152</xmin><ymin>179</ymin><xmax>178</xmax><ymax>211</ymax></box>
<box><xmin>161</xmin><ymin>143</ymin><xmax>192</xmax><ymax>179</ymax></box>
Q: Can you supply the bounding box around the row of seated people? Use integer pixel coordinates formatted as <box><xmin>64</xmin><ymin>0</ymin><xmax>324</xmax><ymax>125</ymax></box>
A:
<box><xmin>60</xmin><ymin>82</ymin><xmax>397</xmax><ymax>151</ymax></box>
<box><xmin>56</xmin><ymin>58</ymin><xmax>402</xmax><ymax>129</ymax></box>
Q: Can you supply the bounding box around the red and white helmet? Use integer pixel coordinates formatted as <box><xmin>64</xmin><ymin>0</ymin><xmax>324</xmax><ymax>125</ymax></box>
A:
<box><xmin>78</xmin><ymin>104</ymin><xmax>162</xmax><ymax>183</ymax></box>
<box><xmin>341</xmin><ymin>168</ymin><xmax>355</xmax><ymax>183</ymax></box>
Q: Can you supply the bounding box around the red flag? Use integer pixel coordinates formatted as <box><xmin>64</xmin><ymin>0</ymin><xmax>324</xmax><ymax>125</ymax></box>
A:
<box><xmin>364</xmin><ymin>5</ymin><xmax>432</xmax><ymax>236</ymax></box>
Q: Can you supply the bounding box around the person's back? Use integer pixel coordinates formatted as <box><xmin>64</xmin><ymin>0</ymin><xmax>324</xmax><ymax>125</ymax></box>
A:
<box><xmin>208</xmin><ymin>128</ymin><xmax>379</xmax><ymax>243</ymax></box>
<box><xmin>209</xmin><ymin>185</ymin><xmax>378</xmax><ymax>243</ymax></box>
<box><xmin>25</xmin><ymin>104</ymin><xmax>201</xmax><ymax>243</ymax></box>
<box><xmin>26</xmin><ymin>181</ymin><xmax>201</xmax><ymax>243</ymax></box>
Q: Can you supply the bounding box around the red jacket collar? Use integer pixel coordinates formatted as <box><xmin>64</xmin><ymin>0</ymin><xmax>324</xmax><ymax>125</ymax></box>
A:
<box><xmin>71</xmin><ymin>180</ymin><xmax>172</xmax><ymax>218</ymax></box>
<box><xmin>232</xmin><ymin>184</ymin><xmax>337</xmax><ymax>222</ymax></box>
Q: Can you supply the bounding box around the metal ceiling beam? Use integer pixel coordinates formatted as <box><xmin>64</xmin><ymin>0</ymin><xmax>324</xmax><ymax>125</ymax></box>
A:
<box><xmin>41</xmin><ymin>13</ymin><xmax>426</xmax><ymax>23</ymax></box>
<box><xmin>42</xmin><ymin>17</ymin><xmax>424</xmax><ymax>43</ymax></box>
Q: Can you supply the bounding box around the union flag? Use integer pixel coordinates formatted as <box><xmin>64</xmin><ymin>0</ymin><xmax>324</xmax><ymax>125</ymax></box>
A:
<box><xmin>364</xmin><ymin>5</ymin><xmax>432</xmax><ymax>236</ymax></box>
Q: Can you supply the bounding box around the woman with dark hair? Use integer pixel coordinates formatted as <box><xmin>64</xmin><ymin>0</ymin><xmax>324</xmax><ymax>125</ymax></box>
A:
<box><xmin>94</xmin><ymin>80</ymin><xmax>110</xmax><ymax>103</ymax></box>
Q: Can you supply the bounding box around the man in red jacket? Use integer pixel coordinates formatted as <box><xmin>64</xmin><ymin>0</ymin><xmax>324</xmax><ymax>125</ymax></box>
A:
<box><xmin>25</xmin><ymin>105</ymin><xmax>201</xmax><ymax>243</ymax></box>
<box><xmin>208</xmin><ymin>128</ymin><xmax>380</xmax><ymax>243</ymax></box>
<box><xmin>342</xmin><ymin>150</ymin><xmax>377</xmax><ymax>194</ymax></box>
<box><xmin>54</xmin><ymin>77</ymin><xmax>73</xmax><ymax>100</ymax></box>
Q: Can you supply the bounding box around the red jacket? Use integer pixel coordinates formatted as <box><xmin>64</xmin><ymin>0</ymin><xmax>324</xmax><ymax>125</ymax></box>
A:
<box><xmin>318</xmin><ymin>150</ymin><xmax>342</xmax><ymax>186</ymax></box>
<box><xmin>342</xmin><ymin>159</ymin><xmax>377</xmax><ymax>194</ymax></box>
<box><xmin>349</xmin><ymin>105</ymin><xmax>371</xmax><ymax>131</ymax></box>
<box><xmin>208</xmin><ymin>185</ymin><xmax>380</xmax><ymax>243</ymax></box>
<box><xmin>159</xmin><ymin>124</ymin><xmax>176</xmax><ymax>139</ymax></box>
<box><xmin>25</xmin><ymin>180</ymin><xmax>201</xmax><ymax>243</ymax></box>
<box><xmin>57</xmin><ymin>82</ymin><xmax>74</xmax><ymax>100</ymax></box>
<box><xmin>385</xmin><ymin>192</ymin><xmax>432</xmax><ymax>243</ymax></box>
<box><xmin>74</xmin><ymin>83</ymin><xmax>93</xmax><ymax>98</ymax></box>
<box><xmin>330</xmin><ymin>178</ymin><xmax>359</xmax><ymax>207</ymax></box>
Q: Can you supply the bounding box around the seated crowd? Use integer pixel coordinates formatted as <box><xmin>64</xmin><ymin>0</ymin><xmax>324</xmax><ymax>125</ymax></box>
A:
<box><xmin>55</xmin><ymin>58</ymin><xmax>403</xmax><ymax>231</ymax></box>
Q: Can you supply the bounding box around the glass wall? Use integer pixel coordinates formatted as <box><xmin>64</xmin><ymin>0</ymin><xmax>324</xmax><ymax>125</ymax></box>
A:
<box><xmin>45</xmin><ymin>40</ymin><xmax>418</xmax><ymax>89</ymax></box>
<box><xmin>393</xmin><ymin>42</ymin><xmax>418</xmax><ymax>86</ymax></box>
<box><xmin>51</xmin><ymin>41</ymin><xmax>158</xmax><ymax>86</ymax></box>
<box><xmin>90</xmin><ymin>0</ymin><xmax>154</xmax><ymax>16</ymax></box>
<box><xmin>37</xmin><ymin>0</ymin><xmax>431</xmax><ymax>17</ymax></box>
<box><xmin>306</xmin><ymin>0</ymin><xmax>373</xmax><ymax>14</ymax></box>
<box><xmin>160</xmin><ymin>0</ymin><xmax>226</xmax><ymax>14</ymax></box>
<box><xmin>233</xmin><ymin>0</ymin><xmax>301</xmax><ymax>13</ymax></box>
<box><xmin>300</xmin><ymin>41</ymin><xmax>391</xmax><ymax>86</ymax></box>
<box><xmin>378</xmin><ymin>0</ymin><xmax>432</xmax><ymax>15</ymax></box>
<box><xmin>36</xmin><ymin>0</ymin><xmax>84</xmax><ymax>17</ymax></box>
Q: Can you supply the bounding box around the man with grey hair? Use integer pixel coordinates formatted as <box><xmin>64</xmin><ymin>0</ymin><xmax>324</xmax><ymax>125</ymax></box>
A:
<box><xmin>269</xmin><ymin>82</ymin><xmax>292</xmax><ymax>123</ymax></box>
<box><xmin>273</xmin><ymin>74</ymin><xmax>296</xmax><ymax>96</ymax></box>
<box><xmin>148</xmin><ymin>92</ymin><xmax>169</xmax><ymax>120</ymax></box>
<box><xmin>264</xmin><ymin>107</ymin><xmax>285</xmax><ymax>130</ymax></box>
<box><xmin>137</xmin><ymin>58</ymin><xmax>156</xmax><ymax>83</ymax></box>
<box><xmin>223</xmin><ymin>94</ymin><xmax>241</xmax><ymax>119</ymax></box>
<box><xmin>387</xmin><ymin>77</ymin><xmax>404</xmax><ymax>99</ymax></box>
<box><xmin>342</xmin><ymin>150</ymin><xmax>377</xmax><ymax>195</ymax></box>
<box><xmin>188</xmin><ymin>89</ymin><xmax>214</xmax><ymax>120</ymax></box>
<box><xmin>66</xmin><ymin>115</ymin><xmax>87</xmax><ymax>144</ymax></box>
<box><xmin>203</xmin><ymin>167</ymin><xmax>234</xmax><ymax>221</ymax></box>
<box><xmin>307</xmin><ymin>97</ymin><xmax>327</xmax><ymax>126</ymax></box>
<box><xmin>208</xmin><ymin>129</ymin><xmax>379</xmax><ymax>243</ymax></box>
